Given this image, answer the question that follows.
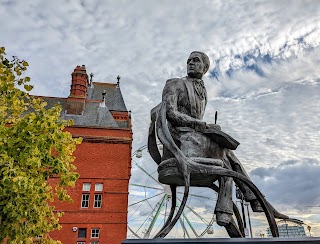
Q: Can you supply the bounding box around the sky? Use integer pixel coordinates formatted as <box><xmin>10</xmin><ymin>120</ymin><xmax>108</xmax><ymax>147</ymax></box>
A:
<box><xmin>1</xmin><ymin>0</ymin><xmax>320</xmax><ymax>238</ymax></box>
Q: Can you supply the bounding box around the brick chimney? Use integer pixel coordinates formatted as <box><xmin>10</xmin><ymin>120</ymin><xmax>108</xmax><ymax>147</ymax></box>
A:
<box><xmin>69</xmin><ymin>65</ymin><xmax>89</xmax><ymax>98</ymax></box>
<box><xmin>66</xmin><ymin>65</ymin><xmax>88</xmax><ymax>115</ymax></box>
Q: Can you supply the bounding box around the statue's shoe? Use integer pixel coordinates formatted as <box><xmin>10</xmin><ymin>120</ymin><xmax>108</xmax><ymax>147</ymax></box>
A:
<box><xmin>216</xmin><ymin>212</ymin><xmax>243</xmax><ymax>238</ymax></box>
<box><xmin>216</xmin><ymin>212</ymin><xmax>233</xmax><ymax>226</ymax></box>
<box><xmin>250</xmin><ymin>199</ymin><xmax>264</xmax><ymax>212</ymax></box>
<box><xmin>250</xmin><ymin>199</ymin><xmax>289</xmax><ymax>219</ymax></box>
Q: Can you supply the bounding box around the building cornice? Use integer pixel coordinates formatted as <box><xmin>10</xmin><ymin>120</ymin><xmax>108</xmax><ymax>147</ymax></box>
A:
<box><xmin>72</xmin><ymin>134</ymin><xmax>132</xmax><ymax>144</ymax></box>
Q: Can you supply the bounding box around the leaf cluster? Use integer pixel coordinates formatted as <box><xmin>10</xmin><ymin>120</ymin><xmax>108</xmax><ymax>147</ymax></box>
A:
<box><xmin>0</xmin><ymin>47</ymin><xmax>81</xmax><ymax>243</ymax></box>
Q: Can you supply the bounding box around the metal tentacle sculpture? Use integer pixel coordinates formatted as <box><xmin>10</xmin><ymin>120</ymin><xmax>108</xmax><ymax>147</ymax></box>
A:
<box><xmin>149</xmin><ymin>102</ymin><xmax>279</xmax><ymax>238</ymax></box>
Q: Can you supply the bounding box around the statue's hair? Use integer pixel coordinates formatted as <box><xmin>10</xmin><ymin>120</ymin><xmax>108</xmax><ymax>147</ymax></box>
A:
<box><xmin>190</xmin><ymin>51</ymin><xmax>210</xmax><ymax>74</ymax></box>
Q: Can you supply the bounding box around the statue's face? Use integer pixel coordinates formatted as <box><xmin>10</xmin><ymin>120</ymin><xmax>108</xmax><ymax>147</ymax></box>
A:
<box><xmin>187</xmin><ymin>53</ymin><xmax>205</xmax><ymax>78</ymax></box>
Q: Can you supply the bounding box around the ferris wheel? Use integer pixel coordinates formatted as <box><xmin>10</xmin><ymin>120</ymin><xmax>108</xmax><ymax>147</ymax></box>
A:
<box><xmin>127</xmin><ymin>144</ymin><xmax>217</xmax><ymax>239</ymax></box>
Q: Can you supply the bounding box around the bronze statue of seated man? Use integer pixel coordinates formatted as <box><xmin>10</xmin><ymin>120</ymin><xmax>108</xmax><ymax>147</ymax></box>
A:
<box><xmin>149</xmin><ymin>51</ymin><xmax>288</xmax><ymax>238</ymax></box>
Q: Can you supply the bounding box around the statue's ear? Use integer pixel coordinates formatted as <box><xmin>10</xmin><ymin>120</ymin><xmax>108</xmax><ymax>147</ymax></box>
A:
<box><xmin>203</xmin><ymin>64</ymin><xmax>209</xmax><ymax>74</ymax></box>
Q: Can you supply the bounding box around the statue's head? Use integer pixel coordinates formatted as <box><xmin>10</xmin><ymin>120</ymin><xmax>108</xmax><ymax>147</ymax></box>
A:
<box><xmin>187</xmin><ymin>51</ymin><xmax>210</xmax><ymax>79</ymax></box>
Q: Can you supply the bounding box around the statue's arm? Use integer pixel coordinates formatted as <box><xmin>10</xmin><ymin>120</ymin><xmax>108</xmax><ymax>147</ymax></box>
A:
<box><xmin>162</xmin><ymin>79</ymin><xmax>206</xmax><ymax>131</ymax></box>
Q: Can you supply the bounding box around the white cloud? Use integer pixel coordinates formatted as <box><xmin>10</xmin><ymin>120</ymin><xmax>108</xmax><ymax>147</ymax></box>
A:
<box><xmin>251</xmin><ymin>159</ymin><xmax>320</xmax><ymax>207</ymax></box>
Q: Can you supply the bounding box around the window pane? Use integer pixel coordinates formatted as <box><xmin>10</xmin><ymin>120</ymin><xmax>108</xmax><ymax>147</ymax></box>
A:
<box><xmin>90</xmin><ymin>242</ymin><xmax>99</xmax><ymax>244</ymax></box>
<box><xmin>81</xmin><ymin>194</ymin><xmax>90</xmax><ymax>208</ymax></box>
<box><xmin>78</xmin><ymin>228</ymin><xmax>87</xmax><ymax>238</ymax></box>
<box><xmin>77</xmin><ymin>242</ymin><xmax>86</xmax><ymax>244</ymax></box>
<box><xmin>94</xmin><ymin>194</ymin><xmax>102</xmax><ymax>208</ymax></box>
<box><xmin>95</xmin><ymin>183</ymin><xmax>103</xmax><ymax>191</ymax></box>
<box><xmin>82</xmin><ymin>183</ymin><xmax>91</xmax><ymax>191</ymax></box>
<box><xmin>91</xmin><ymin>228</ymin><xmax>100</xmax><ymax>238</ymax></box>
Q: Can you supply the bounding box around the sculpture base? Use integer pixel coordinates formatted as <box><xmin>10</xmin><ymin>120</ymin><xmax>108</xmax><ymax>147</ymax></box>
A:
<box><xmin>122</xmin><ymin>238</ymin><xmax>320</xmax><ymax>244</ymax></box>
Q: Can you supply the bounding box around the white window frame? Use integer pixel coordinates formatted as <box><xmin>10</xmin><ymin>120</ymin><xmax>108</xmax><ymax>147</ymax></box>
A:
<box><xmin>95</xmin><ymin>183</ymin><xmax>103</xmax><ymax>192</ymax></box>
<box><xmin>81</xmin><ymin>194</ymin><xmax>90</xmax><ymax>208</ymax></box>
<box><xmin>90</xmin><ymin>242</ymin><xmax>99</xmax><ymax>244</ymax></box>
<box><xmin>77</xmin><ymin>242</ymin><xmax>86</xmax><ymax>244</ymax></box>
<box><xmin>93</xmin><ymin>194</ymin><xmax>102</xmax><ymax>208</ymax></box>
<box><xmin>82</xmin><ymin>183</ymin><xmax>91</xmax><ymax>191</ymax></box>
<box><xmin>91</xmin><ymin>228</ymin><xmax>100</xmax><ymax>238</ymax></box>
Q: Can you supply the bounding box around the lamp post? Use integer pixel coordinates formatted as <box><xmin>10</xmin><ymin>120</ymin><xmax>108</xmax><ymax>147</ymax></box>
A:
<box><xmin>236</xmin><ymin>187</ymin><xmax>249</xmax><ymax>237</ymax></box>
<box><xmin>245</xmin><ymin>203</ymin><xmax>253</xmax><ymax>238</ymax></box>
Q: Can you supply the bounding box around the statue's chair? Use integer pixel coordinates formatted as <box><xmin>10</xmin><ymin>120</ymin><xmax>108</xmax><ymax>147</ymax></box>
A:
<box><xmin>148</xmin><ymin>102</ymin><xmax>279</xmax><ymax>238</ymax></box>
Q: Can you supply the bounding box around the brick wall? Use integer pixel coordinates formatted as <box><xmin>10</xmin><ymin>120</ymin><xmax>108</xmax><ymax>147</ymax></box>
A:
<box><xmin>49</xmin><ymin>126</ymin><xmax>132</xmax><ymax>244</ymax></box>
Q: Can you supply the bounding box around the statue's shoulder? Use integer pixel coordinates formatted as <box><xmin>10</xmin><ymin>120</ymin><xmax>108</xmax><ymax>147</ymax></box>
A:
<box><xmin>165</xmin><ymin>77</ymin><xmax>185</xmax><ymax>88</ymax></box>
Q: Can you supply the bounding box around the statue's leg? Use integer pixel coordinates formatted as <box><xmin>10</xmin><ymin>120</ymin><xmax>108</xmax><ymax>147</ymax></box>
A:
<box><xmin>215</xmin><ymin>177</ymin><xmax>233</xmax><ymax>217</ymax></box>
<box><xmin>210</xmin><ymin>183</ymin><xmax>245</xmax><ymax>237</ymax></box>
<box><xmin>215</xmin><ymin>176</ymin><xmax>243</xmax><ymax>238</ymax></box>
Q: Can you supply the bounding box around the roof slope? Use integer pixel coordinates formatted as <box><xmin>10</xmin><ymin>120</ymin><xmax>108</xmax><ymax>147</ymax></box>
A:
<box><xmin>62</xmin><ymin>101</ymin><xmax>119</xmax><ymax>128</ymax></box>
<box><xmin>42</xmin><ymin>97</ymin><xmax>120</xmax><ymax>128</ymax></box>
<box><xmin>88</xmin><ymin>82</ymin><xmax>127</xmax><ymax>112</ymax></box>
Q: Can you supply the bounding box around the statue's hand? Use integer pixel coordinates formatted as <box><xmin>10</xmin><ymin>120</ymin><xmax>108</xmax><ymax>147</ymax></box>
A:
<box><xmin>206</xmin><ymin>123</ymin><xmax>221</xmax><ymax>131</ymax></box>
<box><xmin>194</xmin><ymin>121</ymin><xmax>206</xmax><ymax>132</ymax></box>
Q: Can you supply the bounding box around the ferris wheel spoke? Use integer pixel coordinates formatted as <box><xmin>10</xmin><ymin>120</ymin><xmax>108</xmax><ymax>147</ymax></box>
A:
<box><xmin>129</xmin><ymin>210</ymin><xmax>152</xmax><ymax>222</ymax></box>
<box><xmin>182</xmin><ymin>211</ymin><xmax>199</xmax><ymax>237</ymax></box>
<box><xmin>128</xmin><ymin>226</ymin><xmax>141</xmax><ymax>239</ymax></box>
<box><xmin>132</xmin><ymin>160</ymin><xmax>162</xmax><ymax>187</ymax></box>
<box><xmin>144</xmin><ymin>194</ymin><xmax>167</xmax><ymax>238</ymax></box>
<box><xmin>136</xmin><ymin>204</ymin><xmax>158</xmax><ymax>234</ymax></box>
<box><xmin>177</xmin><ymin>197</ymin><xmax>212</xmax><ymax>225</ymax></box>
<box><xmin>135</xmin><ymin>194</ymin><xmax>166</xmax><ymax>234</ymax></box>
<box><xmin>129</xmin><ymin>192</ymin><xmax>164</xmax><ymax>207</ymax></box>
<box><xmin>130</xmin><ymin>183</ymin><xmax>163</xmax><ymax>191</ymax></box>
<box><xmin>173</xmin><ymin>198</ymin><xmax>200</xmax><ymax>237</ymax></box>
<box><xmin>129</xmin><ymin>201</ymin><xmax>143</xmax><ymax>220</ymax></box>
<box><xmin>129</xmin><ymin>201</ymin><xmax>161</xmax><ymax>222</ymax></box>
<box><xmin>176</xmin><ymin>191</ymin><xmax>214</xmax><ymax>200</ymax></box>
<box><xmin>179</xmin><ymin>217</ymin><xmax>191</xmax><ymax>238</ymax></box>
<box><xmin>164</xmin><ymin>196</ymin><xmax>168</xmax><ymax>224</ymax></box>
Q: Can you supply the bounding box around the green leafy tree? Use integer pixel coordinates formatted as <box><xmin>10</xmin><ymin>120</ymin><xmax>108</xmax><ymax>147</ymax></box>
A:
<box><xmin>0</xmin><ymin>47</ymin><xmax>81</xmax><ymax>243</ymax></box>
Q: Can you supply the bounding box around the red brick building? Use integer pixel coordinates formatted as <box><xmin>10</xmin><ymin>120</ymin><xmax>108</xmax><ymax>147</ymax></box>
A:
<box><xmin>42</xmin><ymin>65</ymin><xmax>132</xmax><ymax>244</ymax></box>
